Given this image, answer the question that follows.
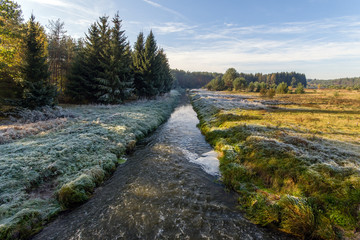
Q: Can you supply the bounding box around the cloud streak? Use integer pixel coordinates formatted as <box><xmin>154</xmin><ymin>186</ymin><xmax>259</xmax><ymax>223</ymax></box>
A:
<box><xmin>143</xmin><ymin>0</ymin><xmax>186</xmax><ymax>20</ymax></box>
<box><xmin>157</xmin><ymin>16</ymin><xmax>360</xmax><ymax>78</ymax></box>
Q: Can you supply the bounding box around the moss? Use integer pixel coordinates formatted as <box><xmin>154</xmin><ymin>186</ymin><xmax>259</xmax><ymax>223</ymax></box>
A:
<box><xmin>0</xmin><ymin>209</ymin><xmax>42</xmax><ymax>240</ymax></box>
<box><xmin>57</xmin><ymin>174</ymin><xmax>95</xmax><ymax>208</ymax></box>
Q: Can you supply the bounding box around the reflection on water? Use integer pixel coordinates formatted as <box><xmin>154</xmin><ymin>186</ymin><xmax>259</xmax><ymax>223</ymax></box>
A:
<box><xmin>33</xmin><ymin>95</ymin><xmax>293</xmax><ymax>240</ymax></box>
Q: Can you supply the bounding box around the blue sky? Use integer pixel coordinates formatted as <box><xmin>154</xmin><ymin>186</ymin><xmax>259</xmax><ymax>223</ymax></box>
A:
<box><xmin>17</xmin><ymin>0</ymin><xmax>360</xmax><ymax>79</ymax></box>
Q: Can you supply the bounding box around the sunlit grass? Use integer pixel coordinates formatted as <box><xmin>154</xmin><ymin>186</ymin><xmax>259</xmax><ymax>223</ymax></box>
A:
<box><xmin>190</xmin><ymin>89</ymin><xmax>360</xmax><ymax>240</ymax></box>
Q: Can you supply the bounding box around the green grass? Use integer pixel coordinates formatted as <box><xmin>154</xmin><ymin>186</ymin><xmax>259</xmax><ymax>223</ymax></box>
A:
<box><xmin>190</xmin><ymin>89</ymin><xmax>360</xmax><ymax>240</ymax></box>
<box><xmin>0</xmin><ymin>91</ymin><xmax>180</xmax><ymax>239</ymax></box>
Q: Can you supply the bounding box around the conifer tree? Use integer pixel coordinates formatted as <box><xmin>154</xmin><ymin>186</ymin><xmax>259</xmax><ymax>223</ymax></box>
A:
<box><xmin>132</xmin><ymin>32</ymin><xmax>146</xmax><ymax>97</ymax></box>
<box><xmin>143</xmin><ymin>30</ymin><xmax>158</xmax><ymax>97</ymax></box>
<box><xmin>65</xmin><ymin>40</ymin><xmax>92</xmax><ymax>103</ymax></box>
<box><xmin>96</xmin><ymin>13</ymin><xmax>133</xmax><ymax>103</ymax></box>
<box><xmin>156</xmin><ymin>49</ymin><xmax>173</xmax><ymax>93</ymax></box>
<box><xmin>66</xmin><ymin>21</ymin><xmax>102</xmax><ymax>103</ymax></box>
<box><xmin>21</xmin><ymin>14</ymin><xmax>57</xmax><ymax>108</ymax></box>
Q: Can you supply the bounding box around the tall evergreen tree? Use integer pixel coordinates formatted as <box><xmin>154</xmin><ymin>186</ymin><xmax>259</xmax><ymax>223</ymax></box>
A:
<box><xmin>21</xmin><ymin>14</ymin><xmax>57</xmax><ymax>108</ymax></box>
<box><xmin>96</xmin><ymin>13</ymin><xmax>133</xmax><ymax>103</ymax></box>
<box><xmin>143</xmin><ymin>30</ymin><xmax>158</xmax><ymax>97</ymax></box>
<box><xmin>66</xmin><ymin>21</ymin><xmax>102</xmax><ymax>103</ymax></box>
<box><xmin>132</xmin><ymin>32</ymin><xmax>146</xmax><ymax>97</ymax></box>
<box><xmin>156</xmin><ymin>49</ymin><xmax>173</xmax><ymax>93</ymax></box>
<box><xmin>65</xmin><ymin>40</ymin><xmax>92</xmax><ymax>103</ymax></box>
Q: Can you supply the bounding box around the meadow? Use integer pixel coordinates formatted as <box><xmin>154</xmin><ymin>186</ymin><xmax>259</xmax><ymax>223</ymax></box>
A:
<box><xmin>0</xmin><ymin>90</ymin><xmax>180</xmax><ymax>239</ymax></box>
<box><xmin>190</xmin><ymin>89</ymin><xmax>360</xmax><ymax>239</ymax></box>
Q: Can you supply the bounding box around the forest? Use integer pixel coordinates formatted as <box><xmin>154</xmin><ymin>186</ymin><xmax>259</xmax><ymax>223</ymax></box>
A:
<box><xmin>308</xmin><ymin>77</ymin><xmax>360</xmax><ymax>89</ymax></box>
<box><xmin>204</xmin><ymin>68</ymin><xmax>307</xmax><ymax>96</ymax></box>
<box><xmin>0</xmin><ymin>0</ymin><xmax>173</xmax><ymax>111</ymax></box>
<box><xmin>171</xmin><ymin>69</ymin><xmax>222</xmax><ymax>89</ymax></box>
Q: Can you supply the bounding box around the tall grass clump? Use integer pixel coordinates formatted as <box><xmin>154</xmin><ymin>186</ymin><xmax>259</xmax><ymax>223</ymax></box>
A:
<box><xmin>190</xmin><ymin>89</ymin><xmax>360</xmax><ymax>240</ymax></box>
<box><xmin>0</xmin><ymin>90</ymin><xmax>180</xmax><ymax>239</ymax></box>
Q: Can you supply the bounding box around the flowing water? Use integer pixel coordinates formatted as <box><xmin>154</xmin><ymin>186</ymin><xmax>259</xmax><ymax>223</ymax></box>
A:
<box><xmin>32</xmin><ymin>95</ymin><xmax>293</xmax><ymax>240</ymax></box>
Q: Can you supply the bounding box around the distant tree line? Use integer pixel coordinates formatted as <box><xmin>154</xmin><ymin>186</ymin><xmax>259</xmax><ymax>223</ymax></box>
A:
<box><xmin>308</xmin><ymin>78</ymin><xmax>360</xmax><ymax>90</ymax></box>
<box><xmin>171</xmin><ymin>69</ymin><xmax>222</xmax><ymax>89</ymax></box>
<box><xmin>206</xmin><ymin>68</ymin><xmax>307</xmax><ymax>95</ymax></box>
<box><xmin>0</xmin><ymin>0</ymin><xmax>173</xmax><ymax>109</ymax></box>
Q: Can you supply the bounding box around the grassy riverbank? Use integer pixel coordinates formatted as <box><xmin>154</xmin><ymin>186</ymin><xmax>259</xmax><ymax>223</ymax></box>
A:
<box><xmin>190</xmin><ymin>89</ymin><xmax>360</xmax><ymax>239</ymax></box>
<box><xmin>0</xmin><ymin>90</ymin><xmax>180</xmax><ymax>239</ymax></box>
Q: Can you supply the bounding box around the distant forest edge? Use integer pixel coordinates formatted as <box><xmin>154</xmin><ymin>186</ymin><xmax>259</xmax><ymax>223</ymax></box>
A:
<box><xmin>173</xmin><ymin>69</ymin><xmax>360</xmax><ymax>91</ymax></box>
<box><xmin>173</xmin><ymin>68</ymin><xmax>307</xmax><ymax>91</ymax></box>
<box><xmin>308</xmin><ymin>77</ymin><xmax>360</xmax><ymax>89</ymax></box>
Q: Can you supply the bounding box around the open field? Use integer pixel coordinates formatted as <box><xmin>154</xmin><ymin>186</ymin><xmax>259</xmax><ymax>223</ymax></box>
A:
<box><xmin>190</xmin><ymin>89</ymin><xmax>360</xmax><ymax>239</ymax></box>
<box><xmin>0</xmin><ymin>91</ymin><xmax>180</xmax><ymax>239</ymax></box>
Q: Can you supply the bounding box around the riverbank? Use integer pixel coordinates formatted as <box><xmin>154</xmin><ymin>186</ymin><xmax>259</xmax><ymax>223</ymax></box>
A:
<box><xmin>31</xmin><ymin>93</ymin><xmax>293</xmax><ymax>240</ymax></box>
<box><xmin>190</xmin><ymin>89</ymin><xmax>360</xmax><ymax>239</ymax></box>
<box><xmin>0</xmin><ymin>90</ymin><xmax>180</xmax><ymax>239</ymax></box>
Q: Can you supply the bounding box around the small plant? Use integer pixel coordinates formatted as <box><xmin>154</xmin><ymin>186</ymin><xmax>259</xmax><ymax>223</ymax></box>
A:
<box><xmin>266</xmin><ymin>89</ymin><xmax>276</xmax><ymax>98</ymax></box>
<box><xmin>295</xmin><ymin>83</ymin><xmax>305</xmax><ymax>94</ymax></box>
<box><xmin>276</xmin><ymin>82</ymin><xmax>288</xmax><ymax>94</ymax></box>
<box><xmin>259</xmin><ymin>88</ymin><xmax>267</xmax><ymax>97</ymax></box>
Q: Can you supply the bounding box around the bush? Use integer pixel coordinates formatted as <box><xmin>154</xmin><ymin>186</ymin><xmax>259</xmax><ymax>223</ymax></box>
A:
<box><xmin>276</xmin><ymin>82</ymin><xmax>288</xmax><ymax>94</ymax></box>
<box><xmin>267</xmin><ymin>89</ymin><xmax>276</xmax><ymax>98</ymax></box>
<box><xmin>233</xmin><ymin>77</ymin><xmax>246</xmax><ymax>91</ymax></box>
<box><xmin>259</xmin><ymin>88</ymin><xmax>267</xmax><ymax>97</ymax></box>
<box><xmin>295</xmin><ymin>83</ymin><xmax>305</xmax><ymax>94</ymax></box>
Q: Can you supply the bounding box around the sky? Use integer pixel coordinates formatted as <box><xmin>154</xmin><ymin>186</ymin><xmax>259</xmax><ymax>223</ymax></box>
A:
<box><xmin>17</xmin><ymin>0</ymin><xmax>360</xmax><ymax>79</ymax></box>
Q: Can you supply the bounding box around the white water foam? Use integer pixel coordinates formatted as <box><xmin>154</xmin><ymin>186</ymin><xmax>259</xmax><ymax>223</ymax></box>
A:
<box><xmin>180</xmin><ymin>147</ymin><xmax>220</xmax><ymax>176</ymax></box>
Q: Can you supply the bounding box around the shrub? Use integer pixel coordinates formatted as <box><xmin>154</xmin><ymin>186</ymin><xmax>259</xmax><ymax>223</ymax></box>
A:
<box><xmin>267</xmin><ymin>89</ymin><xmax>276</xmax><ymax>98</ymax></box>
<box><xmin>295</xmin><ymin>83</ymin><xmax>305</xmax><ymax>94</ymax></box>
<box><xmin>259</xmin><ymin>88</ymin><xmax>267</xmax><ymax>97</ymax></box>
<box><xmin>276</xmin><ymin>82</ymin><xmax>288</xmax><ymax>94</ymax></box>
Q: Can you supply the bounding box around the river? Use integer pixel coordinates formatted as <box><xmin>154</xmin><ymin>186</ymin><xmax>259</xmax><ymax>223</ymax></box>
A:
<box><xmin>32</xmin><ymin>95</ymin><xmax>293</xmax><ymax>240</ymax></box>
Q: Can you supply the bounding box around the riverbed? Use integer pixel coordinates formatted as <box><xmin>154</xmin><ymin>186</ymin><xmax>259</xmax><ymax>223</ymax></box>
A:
<box><xmin>32</xmin><ymin>95</ymin><xmax>293</xmax><ymax>240</ymax></box>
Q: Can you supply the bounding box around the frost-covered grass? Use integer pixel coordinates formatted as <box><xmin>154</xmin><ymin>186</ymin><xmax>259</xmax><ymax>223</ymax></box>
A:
<box><xmin>0</xmin><ymin>90</ymin><xmax>180</xmax><ymax>239</ymax></box>
<box><xmin>0</xmin><ymin>106</ymin><xmax>76</xmax><ymax>144</ymax></box>
<box><xmin>190</xmin><ymin>89</ymin><xmax>360</xmax><ymax>240</ymax></box>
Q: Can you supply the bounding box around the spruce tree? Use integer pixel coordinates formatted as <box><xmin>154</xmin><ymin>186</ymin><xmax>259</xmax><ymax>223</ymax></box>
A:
<box><xmin>143</xmin><ymin>30</ymin><xmax>158</xmax><ymax>97</ymax></box>
<box><xmin>96</xmin><ymin>13</ymin><xmax>132</xmax><ymax>103</ymax></box>
<box><xmin>66</xmin><ymin>21</ymin><xmax>102</xmax><ymax>103</ymax></box>
<box><xmin>156</xmin><ymin>49</ymin><xmax>173</xmax><ymax>93</ymax></box>
<box><xmin>21</xmin><ymin>14</ymin><xmax>57</xmax><ymax>108</ymax></box>
<box><xmin>65</xmin><ymin>40</ymin><xmax>93</xmax><ymax>103</ymax></box>
<box><xmin>132</xmin><ymin>32</ymin><xmax>146</xmax><ymax>97</ymax></box>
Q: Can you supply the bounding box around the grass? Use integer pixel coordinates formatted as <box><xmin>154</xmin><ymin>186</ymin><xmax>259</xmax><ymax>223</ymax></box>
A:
<box><xmin>0</xmin><ymin>90</ymin><xmax>180</xmax><ymax>239</ymax></box>
<box><xmin>190</xmin><ymin>89</ymin><xmax>360</xmax><ymax>240</ymax></box>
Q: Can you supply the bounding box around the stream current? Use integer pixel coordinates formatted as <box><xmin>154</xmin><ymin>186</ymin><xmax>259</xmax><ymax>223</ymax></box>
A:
<box><xmin>32</xmin><ymin>95</ymin><xmax>293</xmax><ymax>240</ymax></box>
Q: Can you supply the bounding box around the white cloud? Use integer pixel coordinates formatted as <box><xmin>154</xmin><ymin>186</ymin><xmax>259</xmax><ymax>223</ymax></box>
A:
<box><xmin>152</xmin><ymin>22</ymin><xmax>195</xmax><ymax>34</ymax></box>
<box><xmin>26</xmin><ymin>0</ymin><xmax>99</xmax><ymax>17</ymax></box>
<box><xmin>143</xmin><ymin>0</ymin><xmax>186</xmax><ymax>20</ymax></box>
<box><xmin>159</xmin><ymin>16</ymin><xmax>360</xmax><ymax>78</ymax></box>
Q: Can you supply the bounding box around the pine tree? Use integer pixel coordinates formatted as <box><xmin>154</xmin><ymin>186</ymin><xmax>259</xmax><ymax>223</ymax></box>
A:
<box><xmin>65</xmin><ymin>40</ymin><xmax>93</xmax><ymax>103</ymax></box>
<box><xmin>156</xmin><ymin>49</ymin><xmax>173</xmax><ymax>93</ymax></box>
<box><xmin>21</xmin><ymin>14</ymin><xmax>57</xmax><ymax>108</ymax></box>
<box><xmin>96</xmin><ymin>13</ymin><xmax>133</xmax><ymax>103</ymax></box>
<box><xmin>143</xmin><ymin>30</ymin><xmax>158</xmax><ymax>97</ymax></box>
<box><xmin>66</xmin><ymin>21</ymin><xmax>102</xmax><ymax>103</ymax></box>
<box><xmin>132</xmin><ymin>32</ymin><xmax>146</xmax><ymax>97</ymax></box>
